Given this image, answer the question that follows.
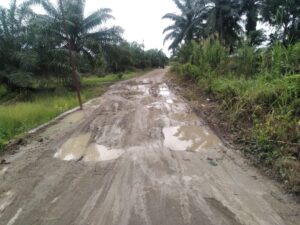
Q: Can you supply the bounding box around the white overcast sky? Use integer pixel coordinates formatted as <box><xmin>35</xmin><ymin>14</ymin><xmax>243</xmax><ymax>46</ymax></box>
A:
<box><xmin>1</xmin><ymin>0</ymin><xmax>179</xmax><ymax>55</ymax></box>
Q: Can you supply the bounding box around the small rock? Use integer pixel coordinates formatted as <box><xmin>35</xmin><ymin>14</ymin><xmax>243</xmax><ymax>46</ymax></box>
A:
<box><xmin>38</xmin><ymin>138</ymin><xmax>44</xmax><ymax>143</ymax></box>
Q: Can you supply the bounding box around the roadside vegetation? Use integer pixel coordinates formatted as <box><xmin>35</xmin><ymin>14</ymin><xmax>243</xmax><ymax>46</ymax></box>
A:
<box><xmin>0</xmin><ymin>0</ymin><xmax>168</xmax><ymax>150</ymax></box>
<box><xmin>0</xmin><ymin>71</ymin><xmax>146</xmax><ymax>151</ymax></box>
<box><xmin>165</xmin><ymin>0</ymin><xmax>300</xmax><ymax>192</ymax></box>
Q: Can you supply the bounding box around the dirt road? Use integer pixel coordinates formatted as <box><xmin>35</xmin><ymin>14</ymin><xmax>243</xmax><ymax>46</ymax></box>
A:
<box><xmin>0</xmin><ymin>69</ymin><xmax>299</xmax><ymax>225</ymax></box>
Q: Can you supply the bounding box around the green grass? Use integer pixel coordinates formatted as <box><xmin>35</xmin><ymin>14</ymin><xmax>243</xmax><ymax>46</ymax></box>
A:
<box><xmin>0</xmin><ymin>70</ymin><xmax>144</xmax><ymax>151</ymax></box>
<box><xmin>171</xmin><ymin>40</ymin><xmax>300</xmax><ymax>191</ymax></box>
<box><xmin>174</xmin><ymin>63</ymin><xmax>300</xmax><ymax>191</ymax></box>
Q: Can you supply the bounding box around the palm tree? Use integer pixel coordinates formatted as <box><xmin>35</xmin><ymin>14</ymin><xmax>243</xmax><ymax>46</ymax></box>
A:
<box><xmin>0</xmin><ymin>0</ymin><xmax>37</xmax><ymax>90</ymax></box>
<box><xmin>240</xmin><ymin>0</ymin><xmax>266</xmax><ymax>45</ymax></box>
<box><xmin>206</xmin><ymin>0</ymin><xmax>242</xmax><ymax>49</ymax></box>
<box><xmin>163</xmin><ymin>0</ymin><xmax>208</xmax><ymax>51</ymax></box>
<box><xmin>23</xmin><ymin>0</ymin><xmax>122</xmax><ymax>108</ymax></box>
<box><xmin>24</xmin><ymin>0</ymin><xmax>123</xmax><ymax>63</ymax></box>
<box><xmin>163</xmin><ymin>0</ymin><xmax>243</xmax><ymax>51</ymax></box>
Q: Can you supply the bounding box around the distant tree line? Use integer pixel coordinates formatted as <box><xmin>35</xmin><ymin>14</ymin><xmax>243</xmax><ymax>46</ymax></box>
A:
<box><xmin>0</xmin><ymin>0</ymin><xmax>168</xmax><ymax>91</ymax></box>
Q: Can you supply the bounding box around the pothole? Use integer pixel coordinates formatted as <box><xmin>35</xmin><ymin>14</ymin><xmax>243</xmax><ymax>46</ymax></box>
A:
<box><xmin>163</xmin><ymin>125</ymin><xmax>222</xmax><ymax>151</ymax></box>
<box><xmin>163</xmin><ymin>127</ymin><xmax>192</xmax><ymax>151</ymax></box>
<box><xmin>171</xmin><ymin>113</ymin><xmax>202</xmax><ymax>124</ymax></box>
<box><xmin>84</xmin><ymin>144</ymin><xmax>124</xmax><ymax>162</ymax></box>
<box><xmin>159</xmin><ymin>83</ymin><xmax>175</xmax><ymax>104</ymax></box>
<box><xmin>54</xmin><ymin>133</ymin><xmax>124</xmax><ymax>162</ymax></box>
<box><xmin>159</xmin><ymin>84</ymin><xmax>171</xmax><ymax>97</ymax></box>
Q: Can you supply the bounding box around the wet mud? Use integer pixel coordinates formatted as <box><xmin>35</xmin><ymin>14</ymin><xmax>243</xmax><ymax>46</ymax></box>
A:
<box><xmin>0</xmin><ymin>69</ymin><xmax>299</xmax><ymax>225</ymax></box>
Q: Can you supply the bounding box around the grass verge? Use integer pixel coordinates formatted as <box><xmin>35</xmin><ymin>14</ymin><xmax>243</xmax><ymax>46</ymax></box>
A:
<box><xmin>168</xmin><ymin>70</ymin><xmax>300</xmax><ymax>193</ymax></box>
<box><xmin>0</xmin><ymin>70</ymin><xmax>147</xmax><ymax>151</ymax></box>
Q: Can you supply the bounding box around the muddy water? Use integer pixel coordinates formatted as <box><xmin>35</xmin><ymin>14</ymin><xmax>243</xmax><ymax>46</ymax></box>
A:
<box><xmin>163</xmin><ymin>125</ymin><xmax>222</xmax><ymax>152</ymax></box>
<box><xmin>54</xmin><ymin>134</ymin><xmax>124</xmax><ymax>162</ymax></box>
<box><xmin>155</xmin><ymin>83</ymin><xmax>222</xmax><ymax>152</ymax></box>
<box><xmin>159</xmin><ymin>83</ymin><xmax>175</xmax><ymax>104</ymax></box>
<box><xmin>84</xmin><ymin>144</ymin><xmax>124</xmax><ymax>162</ymax></box>
<box><xmin>54</xmin><ymin>133</ymin><xmax>91</xmax><ymax>161</ymax></box>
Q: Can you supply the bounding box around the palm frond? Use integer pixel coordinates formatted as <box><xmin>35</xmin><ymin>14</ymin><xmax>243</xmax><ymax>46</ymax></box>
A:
<box><xmin>85</xmin><ymin>26</ymin><xmax>123</xmax><ymax>44</ymax></box>
<box><xmin>162</xmin><ymin>13</ymin><xmax>182</xmax><ymax>21</ymax></box>
<box><xmin>22</xmin><ymin>0</ymin><xmax>58</xmax><ymax>18</ymax></box>
<box><xmin>83</xmin><ymin>8</ymin><xmax>114</xmax><ymax>32</ymax></box>
<box><xmin>163</xmin><ymin>25</ymin><xmax>178</xmax><ymax>34</ymax></box>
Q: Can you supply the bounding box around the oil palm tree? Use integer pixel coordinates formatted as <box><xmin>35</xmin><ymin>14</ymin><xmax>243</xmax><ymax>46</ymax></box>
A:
<box><xmin>206</xmin><ymin>0</ymin><xmax>242</xmax><ymax>49</ymax></box>
<box><xmin>23</xmin><ymin>0</ymin><xmax>123</xmax><ymax>63</ymax></box>
<box><xmin>0</xmin><ymin>0</ymin><xmax>38</xmax><ymax>90</ymax></box>
<box><xmin>163</xmin><ymin>0</ymin><xmax>208</xmax><ymax>50</ymax></box>
<box><xmin>22</xmin><ymin>0</ymin><xmax>123</xmax><ymax>107</ymax></box>
<box><xmin>240</xmin><ymin>0</ymin><xmax>266</xmax><ymax>45</ymax></box>
<box><xmin>163</xmin><ymin>0</ymin><xmax>242</xmax><ymax>51</ymax></box>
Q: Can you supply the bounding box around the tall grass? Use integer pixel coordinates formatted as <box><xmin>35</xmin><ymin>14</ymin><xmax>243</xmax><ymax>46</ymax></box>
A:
<box><xmin>172</xmin><ymin>39</ymin><xmax>300</xmax><ymax>191</ymax></box>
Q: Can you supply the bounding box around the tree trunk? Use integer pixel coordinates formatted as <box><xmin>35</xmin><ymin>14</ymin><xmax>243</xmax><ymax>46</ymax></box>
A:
<box><xmin>58</xmin><ymin>0</ymin><xmax>83</xmax><ymax>110</ymax></box>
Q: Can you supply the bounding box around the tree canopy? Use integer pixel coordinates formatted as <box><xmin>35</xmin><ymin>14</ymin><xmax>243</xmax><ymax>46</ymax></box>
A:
<box><xmin>163</xmin><ymin>0</ymin><xmax>300</xmax><ymax>50</ymax></box>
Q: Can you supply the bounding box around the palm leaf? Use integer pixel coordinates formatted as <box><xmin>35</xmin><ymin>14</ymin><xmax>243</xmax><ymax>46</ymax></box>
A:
<box><xmin>83</xmin><ymin>8</ymin><xmax>114</xmax><ymax>32</ymax></box>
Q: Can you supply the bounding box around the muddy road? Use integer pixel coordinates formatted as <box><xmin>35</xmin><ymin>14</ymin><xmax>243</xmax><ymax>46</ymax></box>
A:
<box><xmin>0</xmin><ymin>69</ymin><xmax>299</xmax><ymax>225</ymax></box>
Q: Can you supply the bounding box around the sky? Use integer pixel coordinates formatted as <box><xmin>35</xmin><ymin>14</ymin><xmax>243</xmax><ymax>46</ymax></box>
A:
<box><xmin>1</xmin><ymin>0</ymin><xmax>179</xmax><ymax>55</ymax></box>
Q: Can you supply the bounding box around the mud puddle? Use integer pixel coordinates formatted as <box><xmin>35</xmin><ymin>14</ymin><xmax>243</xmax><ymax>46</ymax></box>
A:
<box><xmin>163</xmin><ymin>125</ymin><xmax>222</xmax><ymax>152</ymax></box>
<box><xmin>159</xmin><ymin>83</ymin><xmax>175</xmax><ymax>104</ymax></box>
<box><xmin>133</xmin><ymin>84</ymin><xmax>151</xmax><ymax>96</ymax></box>
<box><xmin>54</xmin><ymin>134</ymin><xmax>124</xmax><ymax>162</ymax></box>
<box><xmin>84</xmin><ymin>144</ymin><xmax>124</xmax><ymax>162</ymax></box>
<box><xmin>170</xmin><ymin>113</ymin><xmax>203</xmax><ymax>125</ymax></box>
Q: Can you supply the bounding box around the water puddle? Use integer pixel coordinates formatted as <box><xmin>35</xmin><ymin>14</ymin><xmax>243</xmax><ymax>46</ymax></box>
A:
<box><xmin>159</xmin><ymin>84</ymin><xmax>171</xmax><ymax>97</ymax></box>
<box><xmin>163</xmin><ymin>125</ymin><xmax>222</xmax><ymax>152</ymax></box>
<box><xmin>159</xmin><ymin>84</ymin><xmax>175</xmax><ymax>105</ymax></box>
<box><xmin>54</xmin><ymin>134</ymin><xmax>124</xmax><ymax>162</ymax></box>
<box><xmin>163</xmin><ymin>127</ymin><xmax>193</xmax><ymax>151</ymax></box>
<box><xmin>171</xmin><ymin>113</ymin><xmax>201</xmax><ymax>124</ymax></box>
<box><xmin>130</xmin><ymin>84</ymin><xmax>151</xmax><ymax>96</ymax></box>
<box><xmin>84</xmin><ymin>144</ymin><xmax>124</xmax><ymax>162</ymax></box>
<box><xmin>54</xmin><ymin>133</ymin><xmax>91</xmax><ymax>161</ymax></box>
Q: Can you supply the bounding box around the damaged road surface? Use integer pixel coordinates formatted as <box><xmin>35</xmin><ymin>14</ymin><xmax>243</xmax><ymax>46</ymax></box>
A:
<box><xmin>0</xmin><ymin>69</ymin><xmax>299</xmax><ymax>225</ymax></box>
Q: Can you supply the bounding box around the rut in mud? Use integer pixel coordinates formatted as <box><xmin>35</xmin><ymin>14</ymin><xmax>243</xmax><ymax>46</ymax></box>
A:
<box><xmin>0</xmin><ymin>69</ymin><xmax>299</xmax><ymax>225</ymax></box>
